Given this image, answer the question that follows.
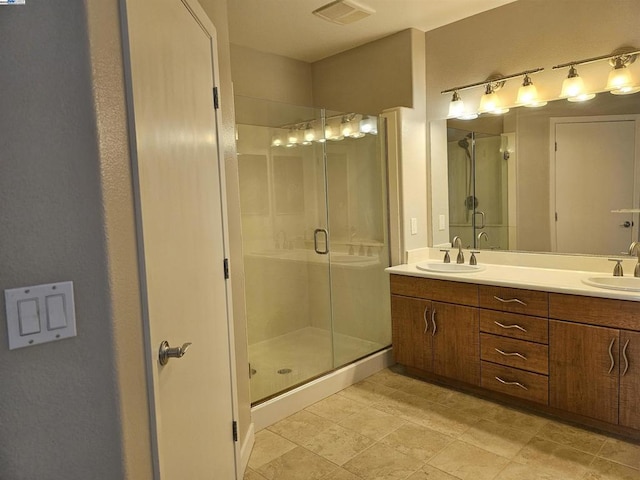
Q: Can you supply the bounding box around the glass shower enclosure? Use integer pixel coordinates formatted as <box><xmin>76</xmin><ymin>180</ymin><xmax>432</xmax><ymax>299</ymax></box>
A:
<box><xmin>235</xmin><ymin>96</ymin><xmax>391</xmax><ymax>404</ymax></box>
<box><xmin>447</xmin><ymin>127</ymin><xmax>511</xmax><ymax>250</ymax></box>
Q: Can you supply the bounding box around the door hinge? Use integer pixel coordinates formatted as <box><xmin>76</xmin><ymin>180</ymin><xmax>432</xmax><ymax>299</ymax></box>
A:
<box><xmin>555</xmin><ymin>212</ymin><xmax>558</xmax><ymax>221</ymax></box>
<box><xmin>232</xmin><ymin>420</ymin><xmax>238</xmax><ymax>442</ymax></box>
<box><xmin>213</xmin><ymin>87</ymin><xmax>219</xmax><ymax>110</ymax></box>
<box><xmin>555</xmin><ymin>141</ymin><xmax>558</xmax><ymax>152</ymax></box>
<box><xmin>223</xmin><ymin>258</ymin><xmax>229</xmax><ymax>279</ymax></box>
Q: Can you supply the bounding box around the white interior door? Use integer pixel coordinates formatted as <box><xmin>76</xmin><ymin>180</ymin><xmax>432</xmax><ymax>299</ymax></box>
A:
<box><xmin>123</xmin><ymin>0</ymin><xmax>237</xmax><ymax>478</ymax></box>
<box><xmin>554</xmin><ymin>119</ymin><xmax>637</xmax><ymax>255</ymax></box>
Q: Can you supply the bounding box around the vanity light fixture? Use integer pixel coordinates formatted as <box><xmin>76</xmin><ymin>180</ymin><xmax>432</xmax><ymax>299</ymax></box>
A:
<box><xmin>447</xmin><ymin>91</ymin><xmax>465</xmax><ymax>118</ymax></box>
<box><xmin>478</xmin><ymin>81</ymin><xmax>509</xmax><ymax>115</ymax></box>
<box><xmin>303</xmin><ymin>123</ymin><xmax>316</xmax><ymax>144</ymax></box>
<box><xmin>271</xmin><ymin>130</ymin><xmax>285</xmax><ymax>147</ymax></box>
<box><xmin>607</xmin><ymin>55</ymin><xmax>640</xmax><ymax>95</ymax></box>
<box><xmin>359</xmin><ymin>115</ymin><xmax>378</xmax><ymax>135</ymax></box>
<box><xmin>442</xmin><ymin>68</ymin><xmax>543</xmax><ymax>118</ymax></box>
<box><xmin>517</xmin><ymin>74</ymin><xmax>547</xmax><ymax>107</ymax></box>
<box><xmin>559</xmin><ymin>65</ymin><xmax>595</xmax><ymax>102</ymax></box>
<box><xmin>553</xmin><ymin>47</ymin><xmax>640</xmax><ymax>100</ymax></box>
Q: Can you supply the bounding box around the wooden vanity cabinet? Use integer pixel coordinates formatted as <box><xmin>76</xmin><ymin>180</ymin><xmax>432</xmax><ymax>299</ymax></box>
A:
<box><xmin>549</xmin><ymin>293</ymin><xmax>640</xmax><ymax>430</ymax></box>
<box><xmin>549</xmin><ymin>320</ymin><xmax>620</xmax><ymax>425</ymax></box>
<box><xmin>390</xmin><ymin>275</ymin><xmax>480</xmax><ymax>386</ymax></box>
<box><xmin>391</xmin><ymin>295</ymin><xmax>432</xmax><ymax>371</ymax></box>
<box><xmin>390</xmin><ymin>275</ymin><xmax>640</xmax><ymax>438</ymax></box>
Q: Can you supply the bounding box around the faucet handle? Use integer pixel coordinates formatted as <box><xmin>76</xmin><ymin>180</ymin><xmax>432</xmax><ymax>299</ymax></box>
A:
<box><xmin>609</xmin><ymin>258</ymin><xmax>624</xmax><ymax>277</ymax></box>
<box><xmin>440</xmin><ymin>249</ymin><xmax>451</xmax><ymax>263</ymax></box>
<box><xmin>469</xmin><ymin>251</ymin><xmax>480</xmax><ymax>266</ymax></box>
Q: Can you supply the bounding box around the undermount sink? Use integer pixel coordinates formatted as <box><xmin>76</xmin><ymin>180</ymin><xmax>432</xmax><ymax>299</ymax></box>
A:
<box><xmin>582</xmin><ymin>276</ymin><xmax>640</xmax><ymax>292</ymax></box>
<box><xmin>416</xmin><ymin>262</ymin><xmax>485</xmax><ymax>273</ymax></box>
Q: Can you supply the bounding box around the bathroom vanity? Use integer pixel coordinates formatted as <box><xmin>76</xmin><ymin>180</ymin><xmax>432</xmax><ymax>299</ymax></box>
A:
<box><xmin>387</xmin><ymin>261</ymin><xmax>640</xmax><ymax>440</ymax></box>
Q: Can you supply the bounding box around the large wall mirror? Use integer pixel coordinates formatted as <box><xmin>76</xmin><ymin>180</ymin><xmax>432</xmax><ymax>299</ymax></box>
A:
<box><xmin>443</xmin><ymin>93</ymin><xmax>640</xmax><ymax>256</ymax></box>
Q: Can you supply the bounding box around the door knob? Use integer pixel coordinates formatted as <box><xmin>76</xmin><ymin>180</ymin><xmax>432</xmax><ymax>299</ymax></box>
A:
<box><xmin>620</xmin><ymin>221</ymin><xmax>633</xmax><ymax>228</ymax></box>
<box><xmin>158</xmin><ymin>340</ymin><xmax>192</xmax><ymax>366</ymax></box>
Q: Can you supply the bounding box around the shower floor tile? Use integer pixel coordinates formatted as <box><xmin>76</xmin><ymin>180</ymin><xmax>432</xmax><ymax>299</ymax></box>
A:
<box><xmin>244</xmin><ymin>366</ymin><xmax>640</xmax><ymax>480</ymax></box>
<box><xmin>249</xmin><ymin>327</ymin><xmax>385</xmax><ymax>403</ymax></box>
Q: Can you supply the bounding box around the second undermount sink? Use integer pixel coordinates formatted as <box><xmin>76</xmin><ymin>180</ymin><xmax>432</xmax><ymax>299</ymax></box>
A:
<box><xmin>416</xmin><ymin>262</ymin><xmax>485</xmax><ymax>273</ymax></box>
<box><xmin>582</xmin><ymin>276</ymin><xmax>640</xmax><ymax>292</ymax></box>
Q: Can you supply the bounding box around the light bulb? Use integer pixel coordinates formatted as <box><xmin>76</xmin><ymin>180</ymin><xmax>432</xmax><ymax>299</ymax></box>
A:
<box><xmin>448</xmin><ymin>91</ymin><xmax>465</xmax><ymax>118</ymax></box>
<box><xmin>340</xmin><ymin>117</ymin><xmax>353</xmax><ymax>137</ymax></box>
<box><xmin>271</xmin><ymin>131</ymin><xmax>284</xmax><ymax>147</ymax></box>
<box><xmin>304</xmin><ymin>124</ymin><xmax>316</xmax><ymax>144</ymax></box>
<box><xmin>516</xmin><ymin>75</ymin><xmax>546</xmax><ymax>107</ymax></box>
<box><xmin>478</xmin><ymin>84</ymin><xmax>507</xmax><ymax>114</ymax></box>
<box><xmin>359</xmin><ymin>116</ymin><xmax>378</xmax><ymax>135</ymax></box>
<box><xmin>606</xmin><ymin>56</ymin><xmax>635</xmax><ymax>92</ymax></box>
<box><xmin>560</xmin><ymin>65</ymin><xmax>595</xmax><ymax>101</ymax></box>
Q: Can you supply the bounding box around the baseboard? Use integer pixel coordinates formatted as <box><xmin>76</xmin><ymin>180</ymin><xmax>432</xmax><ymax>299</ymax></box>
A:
<box><xmin>238</xmin><ymin>421</ymin><xmax>255</xmax><ymax>477</ymax></box>
<box><xmin>251</xmin><ymin>348</ymin><xmax>393</xmax><ymax>431</ymax></box>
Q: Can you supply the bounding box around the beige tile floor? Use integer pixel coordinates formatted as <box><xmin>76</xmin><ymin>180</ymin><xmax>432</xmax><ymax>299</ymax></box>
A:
<box><xmin>244</xmin><ymin>367</ymin><xmax>640</xmax><ymax>480</ymax></box>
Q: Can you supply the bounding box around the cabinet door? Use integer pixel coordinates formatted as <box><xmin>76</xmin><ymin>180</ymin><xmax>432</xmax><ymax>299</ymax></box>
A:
<box><xmin>391</xmin><ymin>295</ymin><xmax>433</xmax><ymax>371</ymax></box>
<box><xmin>549</xmin><ymin>320</ymin><xmax>619</xmax><ymax>424</ymax></box>
<box><xmin>432</xmin><ymin>302</ymin><xmax>480</xmax><ymax>385</ymax></box>
<box><xmin>620</xmin><ymin>330</ymin><xmax>640</xmax><ymax>429</ymax></box>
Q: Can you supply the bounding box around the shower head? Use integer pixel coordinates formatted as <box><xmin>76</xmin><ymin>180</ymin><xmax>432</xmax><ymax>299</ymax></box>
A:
<box><xmin>458</xmin><ymin>137</ymin><xmax>470</xmax><ymax>149</ymax></box>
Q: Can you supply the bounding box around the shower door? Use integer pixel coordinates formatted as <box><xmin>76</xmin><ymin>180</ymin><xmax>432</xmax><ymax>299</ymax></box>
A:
<box><xmin>448</xmin><ymin>127</ymin><xmax>509</xmax><ymax>250</ymax></box>
<box><xmin>236</xmin><ymin>97</ymin><xmax>391</xmax><ymax>404</ymax></box>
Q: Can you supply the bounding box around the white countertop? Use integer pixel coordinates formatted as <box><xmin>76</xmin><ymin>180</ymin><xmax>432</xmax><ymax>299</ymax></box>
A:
<box><xmin>386</xmin><ymin>262</ymin><xmax>640</xmax><ymax>302</ymax></box>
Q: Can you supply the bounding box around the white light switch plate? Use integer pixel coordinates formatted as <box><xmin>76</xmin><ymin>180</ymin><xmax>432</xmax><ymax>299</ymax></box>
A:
<box><xmin>410</xmin><ymin>217</ymin><xmax>418</xmax><ymax>235</ymax></box>
<box><xmin>439</xmin><ymin>214</ymin><xmax>446</xmax><ymax>231</ymax></box>
<box><xmin>5</xmin><ymin>281</ymin><xmax>76</xmax><ymax>350</ymax></box>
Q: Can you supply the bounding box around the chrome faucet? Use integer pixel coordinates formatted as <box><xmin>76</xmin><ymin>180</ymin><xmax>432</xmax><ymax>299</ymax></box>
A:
<box><xmin>477</xmin><ymin>231</ymin><xmax>488</xmax><ymax>246</ymax></box>
<box><xmin>629</xmin><ymin>241</ymin><xmax>640</xmax><ymax>277</ymax></box>
<box><xmin>452</xmin><ymin>236</ymin><xmax>464</xmax><ymax>264</ymax></box>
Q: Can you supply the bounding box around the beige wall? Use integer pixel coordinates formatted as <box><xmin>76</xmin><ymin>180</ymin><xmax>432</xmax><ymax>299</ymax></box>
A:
<box><xmin>231</xmin><ymin>44</ymin><xmax>314</xmax><ymax>105</ymax></box>
<box><xmin>425</xmin><ymin>0</ymin><xmax>640</xmax><ymax>251</ymax></box>
<box><xmin>0</xmin><ymin>1</ymin><xmax>253</xmax><ymax>478</ymax></box>
<box><xmin>0</xmin><ymin>2</ymin><xmax>152</xmax><ymax>478</ymax></box>
<box><xmin>312</xmin><ymin>29</ymin><xmax>415</xmax><ymax>114</ymax></box>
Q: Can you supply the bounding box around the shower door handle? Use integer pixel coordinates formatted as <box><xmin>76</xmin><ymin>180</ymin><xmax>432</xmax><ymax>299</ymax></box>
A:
<box><xmin>474</xmin><ymin>211</ymin><xmax>486</xmax><ymax>229</ymax></box>
<box><xmin>314</xmin><ymin>228</ymin><xmax>329</xmax><ymax>255</ymax></box>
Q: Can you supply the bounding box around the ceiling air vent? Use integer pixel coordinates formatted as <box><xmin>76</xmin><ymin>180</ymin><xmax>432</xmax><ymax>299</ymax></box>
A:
<box><xmin>313</xmin><ymin>0</ymin><xmax>375</xmax><ymax>25</ymax></box>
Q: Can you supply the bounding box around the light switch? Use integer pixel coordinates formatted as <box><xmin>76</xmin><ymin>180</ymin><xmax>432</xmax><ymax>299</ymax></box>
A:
<box><xmin>17</xmin><ymin>299</ymin><xmax>41</xmax><ymax>335</ymax></box>
<box><xmin>439</xmin><ymin>214</ymin><xmax>446</xmax><ymax>231</ymax></box>
<box><xmin>410</xmin><ymin>217</ymin><xmax>418</xmax><ymax>235</ymax></box>
<box><xmin>46</xmin><ymin>294</ymin><xmax>67</xmax><ymax>330</ymax></box>
<box><xmin>5</xmin><ymin>281</ymin><xmax>76</xmax><ymax>350</ymax></box>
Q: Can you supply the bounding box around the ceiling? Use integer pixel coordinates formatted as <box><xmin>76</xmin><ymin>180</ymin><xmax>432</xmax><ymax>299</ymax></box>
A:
<box><xmin>228</xmin><ymin>0</ymin><xmax>517</xmax><ymax>63</ymax></box>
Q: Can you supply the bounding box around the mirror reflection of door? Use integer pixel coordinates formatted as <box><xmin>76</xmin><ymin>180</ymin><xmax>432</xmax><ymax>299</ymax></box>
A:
<box><xmin>553</xmin><ymin>117</ymin><xmax>639</xmax><ymax>256</ymax></box>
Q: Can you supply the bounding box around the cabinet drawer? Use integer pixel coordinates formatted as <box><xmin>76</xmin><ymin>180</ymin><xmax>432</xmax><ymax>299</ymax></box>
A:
<box><xmin>390</xmin><ymin>275</ymin><xmax>478</xmax><ymax>306</ymax></box>
<box><xmin>481</xmin><ymin>333</ymin><xmax>548</xmax><ymax>374</ymax></box>
<box><xmin>481</xmin><ymin>361</ymin><xmax>549</xmax><ymax>405</ymax></box>
<box><xmin>480</xmin><ymin>310</ymin><xmax>548</xmax><ymax>344</ymax></box>
<box><xmin>479</xmin><ymin>285</ymin><xmax>548</xmax><ymax>317</ymax></box>
<box><xmin>549</xmin><ymin>293</ymin><xmax>640</xmax><ymax>331</ymax></box>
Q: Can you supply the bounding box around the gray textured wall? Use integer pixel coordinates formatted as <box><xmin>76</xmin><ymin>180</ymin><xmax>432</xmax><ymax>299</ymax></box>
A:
<box><xmin>0</xmin><ymin>2</ymin><xmax>128</xmax><ymax>478</ymax></box>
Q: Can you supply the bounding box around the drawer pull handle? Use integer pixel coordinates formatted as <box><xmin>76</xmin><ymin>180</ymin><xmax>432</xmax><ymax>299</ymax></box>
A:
<box><xmin>493</xmin><ymin>321</ymin><xmax>528</xmax><ymax>333</ymax></box>
<box><xmin>431</xmin><ymin>308</ymin><xmax>437</xmax><ymax>337</ymax></box>
<box><xmin>495</xmin><ymin>348</ymin><xmax>527</xmax><ymax>361</ymax></box>
<box><xmin>493</xmin><ymin>296</ymin><xmax>527</xmax><ymax>307</ymax></box>
<box><xmin>495</xmin><ymin>376</ymin><xmax>528</xmax><ymax>390</ymax></box>
<box><xmin>622</xmin><ymin>339</ymin><xmax>630</xmax><ymax>376</ymax></box>
<box><xmin>423</xmin><ymin>306</ymin><xmax>429</xmax><ymax>334</ymax></box>
<box><xmin>608</xmin><ymin>337</ymin><xmax>616</xmax><ymax>374</ymax></box>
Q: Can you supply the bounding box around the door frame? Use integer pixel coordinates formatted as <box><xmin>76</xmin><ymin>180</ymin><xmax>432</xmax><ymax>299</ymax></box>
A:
<box><xmin>119</xmin><ymin>0</ymin><xmax>241</xmax><ymax>476</ymax></box>
<box><xmin>549</xmin><ymin>114</ymin><xmax>640</xmax><ymax>252</ymax></box>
